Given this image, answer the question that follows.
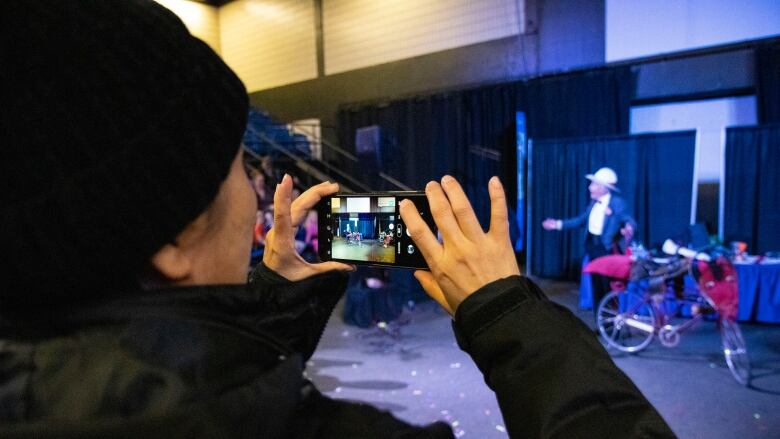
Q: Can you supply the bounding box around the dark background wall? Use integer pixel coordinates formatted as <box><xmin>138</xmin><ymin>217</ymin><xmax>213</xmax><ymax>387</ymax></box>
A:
<box><xmin>633</xmin><ymin>49</ymin><xmax>755</xmax><ymax>102</ymax></box>
<box><xmin>242</xmin><ymin>0</ymin><xmax>780</xmax><ymax>256</ymax></box>
<box><xmin>249</xmin><ymin>0</ymin><xmax>767</xmax><ymax>147</ymax></box>
<box><xmin>249</xmin><ymin>0</ymin><xmax>606</xmax><ymax>141</ymax></box>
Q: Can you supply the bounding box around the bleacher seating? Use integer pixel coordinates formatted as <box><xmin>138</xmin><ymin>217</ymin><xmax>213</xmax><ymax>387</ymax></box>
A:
<box><xmin>244</xmin><ymin>108</ymin><xmax>311</xmax><ymax>158</ymax></box>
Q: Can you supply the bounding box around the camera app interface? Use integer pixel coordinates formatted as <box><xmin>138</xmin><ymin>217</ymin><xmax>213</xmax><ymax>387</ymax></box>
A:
<box><xmin>330</xmin><ymin>196</ymin><xmax>397</xmax><ymax>263</ymax></box>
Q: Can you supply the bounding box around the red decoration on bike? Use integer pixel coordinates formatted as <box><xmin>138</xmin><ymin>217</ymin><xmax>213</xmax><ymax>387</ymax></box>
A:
<box><xmin>583</xmin><ymin>255</ymin><xmax>632</xmax><ymax>280</ymax></box>
<box><xmin>696</xmin><ymin>257</ymin><xmax>739</xmax><ymax>321</ymax></box>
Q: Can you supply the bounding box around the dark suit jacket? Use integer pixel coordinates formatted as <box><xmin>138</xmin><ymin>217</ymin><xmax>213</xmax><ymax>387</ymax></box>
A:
<box><xmin>561</xmin><ymin>194</ymin><xmax>637</xmax><ymax>253</ymax></box>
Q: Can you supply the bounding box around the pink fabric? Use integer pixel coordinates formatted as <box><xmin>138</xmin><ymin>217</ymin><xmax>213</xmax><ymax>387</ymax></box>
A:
<box><xmin>697</xmin><ymin>258</ymin><xmax>739</xmax><ymax>321</ymax></box>
<box><xmin>583</xmin><ymin>255</ymin><xmax>633</xmax><ymax>280</ymax></box>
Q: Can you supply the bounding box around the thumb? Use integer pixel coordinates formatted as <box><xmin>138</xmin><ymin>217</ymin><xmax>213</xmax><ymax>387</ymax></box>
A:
<box><xmin>313</xmin><ymin>261</ymin><xmax>356</xmax><ymax>273</ymax></box>
<box><xmin>414</xmin><ymin>270</ymin><xmax>453</xmax><ymax>315</ymax></box>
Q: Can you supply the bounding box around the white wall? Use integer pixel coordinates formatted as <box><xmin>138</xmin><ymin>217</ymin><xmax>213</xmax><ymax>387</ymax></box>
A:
<box><xmin>159</xmin><ymin>0</ymin><xmax>526</xmax><ymax>91</ymax></box>
<box><xmin>323</xmin><ymin>0</ymin><xmax>522</xmax><ymax>75</ymax></box>
<box><xmin>219</xmin><ymin>0</ymin><xmax>318</xmax><ymax>92</ymax></box>
<box><xmin>346</xmin><ymin>197</ymin><xmax>370</xmax><ymax>213</ymax></box>
<box><xmin>607</xmin><ymin>0</ymin><xmax>780</xmax><ymax>62</ymax></box>
<box><xmin>155</xmin><ymin>0</ymin><xmax>221</xmax><ymax>53</ymax></box>
<box><xmin>630</xmin><ymin>96</ymin><xmax>757</xmax><ymax>183</ymax></box>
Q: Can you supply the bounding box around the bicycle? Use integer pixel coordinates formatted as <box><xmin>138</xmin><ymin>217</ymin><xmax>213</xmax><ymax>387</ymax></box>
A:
<box><xmin>587</xmin><ymin>241</ymin><xmax>751</xmax><ymax>386</ymax></box>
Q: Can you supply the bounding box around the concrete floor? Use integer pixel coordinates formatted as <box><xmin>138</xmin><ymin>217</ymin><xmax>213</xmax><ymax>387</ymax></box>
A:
<box><xmin>306</xmin><ymin>277</ymin><xmax>780</xmax><ymax>438</ymax></box>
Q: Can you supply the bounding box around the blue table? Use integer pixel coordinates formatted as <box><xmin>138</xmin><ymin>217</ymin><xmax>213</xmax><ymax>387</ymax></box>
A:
<box><xmin>735</xmin><ymin>263</ymin><xmax>780</xmax><ymax>323</ymax></box>
<box><xmin>580</xmin><ymin>261</ymin><xmax>780</xmax><ymax>324</ymax></box>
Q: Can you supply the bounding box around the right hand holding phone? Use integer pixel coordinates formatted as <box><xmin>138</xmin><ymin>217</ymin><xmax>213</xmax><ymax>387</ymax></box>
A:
<box><xmin>399</xmin><ymin>175</ymin><xmax>520</xmax><ymax>315</ymax></box>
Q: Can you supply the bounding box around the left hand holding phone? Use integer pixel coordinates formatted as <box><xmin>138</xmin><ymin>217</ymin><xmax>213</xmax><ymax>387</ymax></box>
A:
<box><xmin>263</xmin><ymin>175</ymin><xmax>355</xmax><ymax>281</ymax></box>
<box><xmin>399</xmin><ymin>175</ymin><xmax>520</xmax><ymax>315</ymax></box>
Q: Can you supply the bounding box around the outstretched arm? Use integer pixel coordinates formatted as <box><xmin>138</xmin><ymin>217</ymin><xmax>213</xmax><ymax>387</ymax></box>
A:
<box><xmin>543</xmin><ymin>209</ymin><xmax>589</xmax><ymax>231</ymax></box>
<box><xmin>560</xmin><ymin>208</ymin><xmax>590</xmax><ymax>230</ymax></box>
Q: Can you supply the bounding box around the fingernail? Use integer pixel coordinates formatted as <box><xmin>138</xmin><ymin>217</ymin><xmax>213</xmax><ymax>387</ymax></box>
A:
<box><xmin>425</xmin><ymin>181</ymin><xmax>435</xmax><ymax>192</ymax></box>
<box><xmin>441</xmin><ymin>175</ymin><xmax>454</xmax><ymax>184</ymax></box>
<box><xmin>283</xmin><ymin>173</ymin><xmax>290</xmax><ymax>183</ymax></box>
<box><xmin>490</xmin><ymin>176</ymin><xmax>500</xmax><ymax>187</ymax></box>
<box><xmin>400</xmin><ymin>199</ymin><xmax>409</xmax><ymax>208</ymax></box>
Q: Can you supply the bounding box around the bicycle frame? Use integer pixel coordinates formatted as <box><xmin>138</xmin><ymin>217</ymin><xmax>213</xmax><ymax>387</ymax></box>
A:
<box><xmin>597</xmin><ymin>253</ymin><xmax>750</xmax><ymax>384</ymax></box>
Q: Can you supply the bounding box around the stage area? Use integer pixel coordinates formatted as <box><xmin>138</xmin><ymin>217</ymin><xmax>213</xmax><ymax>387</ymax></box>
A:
<box><xmin>307</xmin><ymin>277</ymin><xmax>780</xmax><ymax>438</ymax></box>
<box><xmin>332</xmin><ymin>237</ymin><xmax>395</xmax><ymax>263</ymax></box>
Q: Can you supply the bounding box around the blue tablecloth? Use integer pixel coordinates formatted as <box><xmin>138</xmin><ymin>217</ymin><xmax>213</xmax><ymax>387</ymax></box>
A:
<box><xmin>580</xmin><ymin>260</ymin><xmax>780</xmax><ymax>324</ymax></box>
<box><xmin>736</xmin><ymin>263</ymin><xmax>780</xmax><ymax>323</ymax></box>
<box><xmin>579</xmin><ymin>258</ymin><xmax>594</xmax><ymax>310</ymax></box>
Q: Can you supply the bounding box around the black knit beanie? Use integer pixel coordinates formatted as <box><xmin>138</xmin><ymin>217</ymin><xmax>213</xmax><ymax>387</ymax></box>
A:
<box><xmin>0</xmin><ymin>0</ymin><xmax>248</xmax><ymax>306</ymax></box>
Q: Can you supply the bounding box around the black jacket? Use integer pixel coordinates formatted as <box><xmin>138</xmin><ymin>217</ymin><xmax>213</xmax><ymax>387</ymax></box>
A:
<box><xmin>0</xmin><ymin>265</ymin><xmax>674</xmax><ymax>438</ymax></box>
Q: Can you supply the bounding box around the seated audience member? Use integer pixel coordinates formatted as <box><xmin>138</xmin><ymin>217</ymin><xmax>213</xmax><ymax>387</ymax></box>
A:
<box><xmin>263</xmin><ymin>208</ymin><xmax>275</xmax><ymax>232</ymax></box>
<box><xmin>0</xmin><ymin>1</ymin><xmax>674</xmax><ymax>438</ymax></box>
<box><xmin>291</xmin><ymin>185</ymin><xmax>302</xmax><ymax>202</ymax></box>
<box><xmin>291</xmin><ymin>175</ymin><xmax>303</xmax><ymax>200</ymax></box>
<box><xmin>294</xmin><ymin>215</ymin><xmax>307</xmax><ymax>254</ymax></box>
<box><xmin>302</xmin><ymin>210</ymin><xmax>319</xmax><ymax>261</ymax></box>
<box><xmin>249</xmin><ymin>168</ymin><xmax>272</xmax><ymax>211</ymax></box>
<box><xmin>250</xmin><ymin>209</ymin><xmax>267</xmax><ymax>267</ymax></box>
<box><xmin>260</xmin><ymin>154</ymin><xmax>279</xmax><ymax>183</ymax></box>
<box><xmin>253</xmin><ymin>210</ymin><xmax>267</xmax><ymax>248</ymax></box>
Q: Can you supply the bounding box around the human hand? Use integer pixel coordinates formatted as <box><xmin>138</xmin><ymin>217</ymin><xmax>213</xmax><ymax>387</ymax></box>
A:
<box><xmin>620</xmin><ymin>223</ymin><xmax>634</xmax><ymax>240</ymax></box>
<box><xmin>542</xmin><ymin>218</ymin><xmax>559</xmax><ymax>230</ymax></box>
<box><xmin>399</xmin><ymin>175</ymin><xmax>520</xmax><ymax>315</ymax></box>
<box><xmin>263</xmin><ymin>175</ymin><xmax>355</xmax><ymax>281</ymax></box>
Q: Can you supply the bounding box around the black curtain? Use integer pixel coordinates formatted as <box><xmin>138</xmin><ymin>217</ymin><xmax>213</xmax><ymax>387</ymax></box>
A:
<box><xmin>756</xmin><ymin>44</ymin><xmax>780</xmax><ymax>124</ymax></box>
<box><xmin>530</xmin><ymin>131</ymin><xmax>696</xmax><ymax>279</ymax></box>
<box><xmin>356</xmin><ymin>214</ymin><xmax>375</xmax><ymax>239</ymax></box>
<box><xmin>338</xmin><ymin>83</ymin><xmax>519</xmax><ymax>227</ymax></box>
<box><xmin>520</xmin><ymin>67</ymin><xmax>634</xmax><ymax>139</ymax></box>
<box><xmin>724</xmin><ymin>124</ymin><xmax>780</xmax><ymax>254</ymax></box>
<box><xmin>337</xmin><ymin>67</ymin><xmax>634</xmax><ymax>228</ymax></box>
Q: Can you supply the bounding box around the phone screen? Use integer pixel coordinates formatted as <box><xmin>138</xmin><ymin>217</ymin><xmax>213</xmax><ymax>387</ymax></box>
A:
<box><xmin>317</xmin><ymin>192</ymin><xmax>435</xmax><ymax>269</ymax></box>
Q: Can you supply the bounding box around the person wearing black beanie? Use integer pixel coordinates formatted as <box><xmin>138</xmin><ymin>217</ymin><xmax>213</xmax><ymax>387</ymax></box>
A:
<box><xmin>1</xmin><ymin>0</ymin><xmax>250</xmax><ymax>305</ymax></box>
<box><xmin>0</xmin><ymin>1</ymin><xmax>675</xmax><ymax>438</ymax></box>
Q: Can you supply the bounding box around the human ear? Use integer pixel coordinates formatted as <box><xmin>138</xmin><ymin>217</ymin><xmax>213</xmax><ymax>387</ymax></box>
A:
<box><xmin>148</xmin><ymin>242</ymin><xmax>193</xmax><ymax>281</ymax></box>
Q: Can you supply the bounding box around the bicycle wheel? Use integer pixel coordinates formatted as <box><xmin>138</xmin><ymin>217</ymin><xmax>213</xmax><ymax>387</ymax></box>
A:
<box><xmin>597</xmin><ymin>290</ymin><xmax>655</xmax><ymax>353</ymax></box>
<box><xmin>720</xmin><ymin>319</ymin><xmax>751</xmax><ymax>386</ymax></box>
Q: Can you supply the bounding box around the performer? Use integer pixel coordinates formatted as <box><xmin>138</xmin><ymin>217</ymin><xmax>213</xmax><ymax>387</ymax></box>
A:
<box><xmin>542</xmin><ymin>167</ymin><xmax>636</xmax><ymax>321</ymax></box>
<box><xmin>383</xmin><ymin>224</ymin><xmax>395</xmax><ymax>247</ymax></box>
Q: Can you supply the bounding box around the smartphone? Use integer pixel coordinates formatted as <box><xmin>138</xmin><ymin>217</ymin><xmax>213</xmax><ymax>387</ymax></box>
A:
<box><xmin>316</xmin><ymin>192</ymin><xmax>436</xmax><ymax>269</ymax></box>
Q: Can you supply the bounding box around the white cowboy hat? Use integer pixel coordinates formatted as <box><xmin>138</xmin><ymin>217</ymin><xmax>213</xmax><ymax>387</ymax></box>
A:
<box><xmin>585</xmin><ymin>167</ymin><xmax>620</xmax><ymax>192</ymax></box>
